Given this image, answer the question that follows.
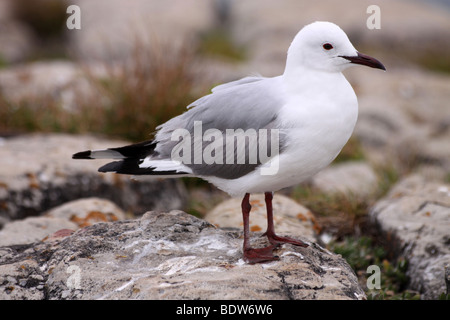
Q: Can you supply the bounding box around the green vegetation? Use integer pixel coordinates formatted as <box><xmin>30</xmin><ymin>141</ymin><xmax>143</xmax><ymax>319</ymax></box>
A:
<box><xmin>334</xmin><ymin>136</ymin><xmax>366</xmax><ymax>163</ymax></box>
<box><xmin>0</xmin><ymin>95</ymin><xmax>71</xmax><ymax>134</ymax></box>
<box><xmin>411</xmin><ymin>50</ymin><xmax>450</xmax><ymax>74</ymax></box>
<box><xmin>0</xmin><ymin>54</ymin><xmax>8</xmax><ymax>69</ymax></box>
<box><xmin>329</xmin><ymin>236</ymin><xmax>420</xmax><ymax>299</ymax></box>
<box><xmin>197</xmin><ymin>28</ymin><xmax>247</xmax><ymax>62</ymax></box>
<box><xmin>291</xmin><ymin>184</ymin><xmax>370</xmax><ymax>238</ymax></box>
<box><xmin>445</xmin><ymin>173</ymin><xmax>450</xmax><ymax>184</ymax></box>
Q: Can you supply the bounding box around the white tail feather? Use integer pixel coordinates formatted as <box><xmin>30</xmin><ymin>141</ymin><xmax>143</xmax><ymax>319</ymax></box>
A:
<box><xmin>139</xmin><ymin>158</ymin><xmax>193</xmax><ymax>174</ymax></box>
<box><xmin>90</xmin><ymin>149</ymin><xmax>126</xmax><ymax>159</ymax></box>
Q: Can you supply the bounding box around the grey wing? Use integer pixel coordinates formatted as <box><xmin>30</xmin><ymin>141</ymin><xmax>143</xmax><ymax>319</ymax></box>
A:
<box><xmin>153</xmin><ymin>75</ymin><xmax>287</xmax><ymax>179</ymax></box>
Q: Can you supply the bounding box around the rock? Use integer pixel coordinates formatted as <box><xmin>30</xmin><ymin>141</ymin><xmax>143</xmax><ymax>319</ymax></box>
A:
<box><xmin>413</xmin><ymin>132</ymin><xmax>450</xmax><ymax>177</ymax></box>
<box><xmin>204</xmin><ymin>194</ymin><xmax>318</xmax><ymax>242</ymax></box>
<box><xmin>67</xmin><ymin>0</ymin><xmax>212</xmax><ymax>61</ymax></box>
<box><xmin>0</xmin><ymin>0</ymin><xmax>36</xmax><ymax>64</ymax></box>
<box><xmin>0</xmin><ymin>216</ymin><xmax>77</xmax><ymax>247</ymax></box>
<box><xmin>311</xmin><ymin>162</ymin><xmax>378</xmax><ymax>198</ymax></box>
<box><xmin>0</xmin><ymin>133</ymin><xmax>187</xmax><ymax>222</ymax></box>
<box><xmin>232</xmin><ymin>0</ymin><xmax>450</xmax><ymax>75</ymax></box>
<box><xmin>349</xmin><ymin>67</ymin><xmax>450</xmax><ymax>178</ymax></box>
<box><xmin>0</xmin><ymin>60</ymin><xmax>104</xmax><ymax>111</ymax></box>
<box><xmin>0</xmin><ymin>210</ymin><xmax>365</xmax><ymax>300</ymax></box>
<box><xmin>446</xmin><ymin>264</ymin><xmax>450</xmax><ymax>295</ymax></box>
<box><xmin>369</xmin><ymin>175</ymin><xmax>450</xmax><ymax>299</ymax></box>
<box><xmin>45</xmin><ymin>197</ymin><xmax>127</xmax><ymax>228</ymax></box>
<box><xmin>0</xmin><ymin>198</ymin><xmax>126</xmax><ymax>246</ymax></box>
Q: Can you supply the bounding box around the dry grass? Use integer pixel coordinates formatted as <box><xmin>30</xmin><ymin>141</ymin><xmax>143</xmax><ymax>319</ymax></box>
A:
<box><xmin>290</xmin><ymin>184</ymin><xmax>372</xmax><ymax>239</ymax></box>
<box><xmin>289</xmin><ymin>160</ymin><xmax>400</xmax><ymax>239</ymax></box>
<box><xmin>0</xmin><ymin>38</ymin><xmax>204</xmax><ymax>141</ymax></box>
<box><xmin>334</xmin><ymin>135</ymin><xmax>366</xmax><ymax>163</ymax></box>
<box><xmin>0</xmin><ymin>93</ymin><xmax>73</xmax><ymax>135</ymax></box>
<box><xmin>83</xmin><ymin>39</ymin><xmax>201</xmax><ymax>141</ymax></box>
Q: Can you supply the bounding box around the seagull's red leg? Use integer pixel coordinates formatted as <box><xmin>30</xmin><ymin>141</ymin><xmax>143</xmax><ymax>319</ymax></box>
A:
<box><xmin>241</xmin><ymin>193</ymin><xmax>279</xmax><ymax>264</ymax></box>
<box><xmin>263</xmin><ymin>192</ymin><xmax>309</xmax><ymax>248</ymax></box>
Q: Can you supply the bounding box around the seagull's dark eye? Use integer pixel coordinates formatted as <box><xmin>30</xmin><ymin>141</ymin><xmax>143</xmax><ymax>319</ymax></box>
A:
<box><xmin>323</xmin><ymin>43</ymin><xmax>333</xmax><ymax>50</ymax></box>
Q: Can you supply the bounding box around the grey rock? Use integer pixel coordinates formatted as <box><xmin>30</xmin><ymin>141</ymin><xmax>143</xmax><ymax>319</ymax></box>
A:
<box><xmin>369</xmin><ymin>175</ymin><xmax>450</xmax><ymax>299</ymax></box>
<box><xmin>445</xmin><ymin>264</ymin><xmax>450</xmax><ymax>295</ymax></box>
<box><xmin>0</xmin><ymin>61</ymin><xmax>106</xmax><ymax>111</ymax></box>
<box><xmin>349</xmin><ymin>67</ymin><xmax>450</xmax><ymax>178</ymax></box>
<box><xmin>67</xmin><ymin>0</ymin><xmax>212</xmax><ymax>61</ymax></box>
<box><xmin>311</xmin><ymin>162</ymin><xmax>378</xmax><ymax>198</ymax></box>
<box><xmin>0</xmin><ymin>198</ymin><xmax>127</xmax><ymax>247</ymax></box>
<box><xmin>45</xmin><ymin>197</ymin><xmax>127</xmax><ymax>228</ymax></box>
<box><xmin>0</xmin><ymin>210</ymin><xmax>365</xmax><ymax>300</ymax></box>
<box><xmin>0</xmin><ymin>133</ymin><xmax>187</xmax><ymax>222</ymax></box>
<box><xmin>0</xmin><ymin>216</ymin><xmax>77</xmax><ymax>247</ymax></box>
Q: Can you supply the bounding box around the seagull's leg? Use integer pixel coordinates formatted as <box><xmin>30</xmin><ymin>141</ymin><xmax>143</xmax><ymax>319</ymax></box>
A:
<box><xmin>263</xmin><ymin>192</ymin><xmax>309</xmax><ymax>248</ymax></box>
<box><xmin>241</xmin><ymin>193</ymin><xmax>279</xmax><ymax>264</ymax></box>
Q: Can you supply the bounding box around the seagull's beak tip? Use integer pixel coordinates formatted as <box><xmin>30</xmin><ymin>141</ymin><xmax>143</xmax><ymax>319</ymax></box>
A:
<box><xmin>342</xmin><ymin>52</ymin><xmax>386</xmax><ymax>72</ymax></box>
<box><xmin>376</xmin><ymin>60</ymin><xmax>387</xmax><ymax>71</ymax></box>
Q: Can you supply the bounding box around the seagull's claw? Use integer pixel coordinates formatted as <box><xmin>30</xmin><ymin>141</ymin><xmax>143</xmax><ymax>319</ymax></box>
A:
<box><xmin>264</xmin><ymin>233</ymin><xmax>309</xmax><ymax>248</ymax></box>
<box><xmin>243</xmin><ymin>245</ymin><xmax>279</xmax><ymax>264</ymax></box>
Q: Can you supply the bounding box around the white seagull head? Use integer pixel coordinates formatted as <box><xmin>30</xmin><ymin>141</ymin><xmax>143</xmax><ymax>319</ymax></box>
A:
<box><xmin>285</xmin><ymin>21</ymin><xmax>385</xmax><ymax>74</ymax></box>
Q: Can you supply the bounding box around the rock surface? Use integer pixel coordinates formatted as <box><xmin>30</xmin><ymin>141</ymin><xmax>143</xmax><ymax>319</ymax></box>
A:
<box><xmin>0</xmin><ymin>216</ymin><xmax>77</xmax><ymax>247</ymax></box>
<box><xmin>349</xmin><ymin>67</ymin><xmax>450</xmax><ymax>179</ymax></box>
<box><xmin>0</xmin><ymin>61</ymin><xmax>101</xmax><ymax>111</ymax></box>
<box><xmin>0</xmin><ymin>133</ymin><xmax>187</xmax><ymax>223</ymax></box>
<box><xmin>45</xmin><ymin>197</ymin><xmax>126</xmax><ymax>227</ymax></box>
<box><xmin>0</xmin><ymin>197</ymin><xmax>126</xmax><ymax>246</ymax></box>
<box><xmin>311</xmin><ymin>162</ymin><xmax>378</xmax><ymax>198</ymax></box>
<box><xmin>205</xmin><ymin>193</ymin><xmax>318</xmax><ymax>242</ymax></box>
<box><xmin>369</xmin><ymin>175</ymin><xmax>450</xmax><ymax>299</ymax></box>
<box><xmin>0</xmin><ymin>210</ymin><xmax>365</xmax><ymax>300</ymax></box>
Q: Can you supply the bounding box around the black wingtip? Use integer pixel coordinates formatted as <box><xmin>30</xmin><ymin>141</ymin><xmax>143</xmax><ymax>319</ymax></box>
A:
<box><xmin>72</xmin><ymin>150</ymin><xmax>92</xmax><ymax>159</ymax></box>
<box><xmin>98</xmin><ymin>161</ymin><xmax>120</xmax><ymax>172</ymax></box>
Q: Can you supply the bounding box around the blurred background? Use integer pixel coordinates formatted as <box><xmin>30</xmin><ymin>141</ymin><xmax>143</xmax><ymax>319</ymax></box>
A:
<box><xmin>0</xmin><ymin>0</ymin><xmax>449</xmax><ymax>299</ymax></box>
<box><xmin>1</xmin><ymin>0</ymin><xmax>449</xmax><ymax>140</ymax></box>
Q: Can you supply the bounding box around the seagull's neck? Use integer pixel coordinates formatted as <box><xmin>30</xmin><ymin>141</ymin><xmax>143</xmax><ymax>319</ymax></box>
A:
<box><xmin>282</xmin><ymin>65</ymin><xmax>346</xmax><ymax>93</ymax></box>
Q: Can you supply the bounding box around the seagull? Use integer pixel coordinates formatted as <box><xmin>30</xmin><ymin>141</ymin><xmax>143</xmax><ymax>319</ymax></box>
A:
<box><xmin>73</xmin><ymin>21</ymin><xmax>385</xmax><ymax>264</ymax></box>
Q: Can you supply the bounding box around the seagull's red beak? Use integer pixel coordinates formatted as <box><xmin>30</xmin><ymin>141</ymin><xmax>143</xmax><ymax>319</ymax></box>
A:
<box><xmin>340</xmin><ymin>52</ymin><xmax>386</xmax><ymax>71</ymax></box>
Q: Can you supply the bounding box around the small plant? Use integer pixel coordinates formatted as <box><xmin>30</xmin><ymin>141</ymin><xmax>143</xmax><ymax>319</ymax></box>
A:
<box><xmin>438</xmin><ymin>293</ymin><xmax>450</xmax><ymax>300</ymax></box>
<box><xmin>0</xmin><ymin>54</ymin><xmax>8</xmax><ymax>69</ymax></box>
<box><xmin>85</xmin><ymin>38</ymin><xmax>201</xmax><ymax>141</ymax></box>
<box><xmin>197</xmin><ymin>28</ymin><xmax>247</xmax><ymax>62</ymax></box>
<box><xmin>0</xmin><ymin>93</ymin><xmax>73</xmax><ymax>134</ymax></box>
<box><xmin>291</xmin><ymin>184</ymin><xmax>371</xmax><ymax>238</ymax></box>
<box><xmin>0</xmin><ymin>37</ymin><xmax>205</xmax><ymax>142</ymax></box>
<box><xmin>374</xmin><ymin>163</ymin><xmax>400</xmax><ymax>197</ymax></box>
<box><xmin>334</xmin><ymin>135</ymin><xmax>366</xmax><ymax>163</ymax></box>
<box><xmin>331</xmin><ymin>236</ymin><xmax>385</xmax><ymax>270</ymax></box>
<box><xmin>330</xmin><ymin>236</ymin><xmax>420</xmax><ymax>299</ymax></box>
